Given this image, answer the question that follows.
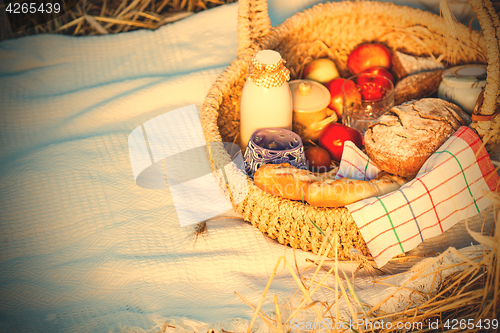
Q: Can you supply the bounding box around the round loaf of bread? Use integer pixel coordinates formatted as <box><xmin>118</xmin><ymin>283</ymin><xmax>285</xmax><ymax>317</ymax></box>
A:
<box><xmin>364</xmin><ymin>98</ymin><xmax>471</xmax><ymax>178</ymax></box>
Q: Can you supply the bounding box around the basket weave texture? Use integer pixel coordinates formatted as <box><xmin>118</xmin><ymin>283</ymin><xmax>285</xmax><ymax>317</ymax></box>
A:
<box><xmin>201</xmin><ymin>0</ymin><xmax>500</xmax><ymax>260</ymax></box>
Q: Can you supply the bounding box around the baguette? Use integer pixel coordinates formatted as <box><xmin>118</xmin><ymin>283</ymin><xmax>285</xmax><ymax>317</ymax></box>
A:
<box><xmin>394</xmin><ymin>69</ymin><xmax>444</xmax><ymax>106</ymax></box>
<box><xmin>392</xmin><ymin>51</ymin><xmax>446</xmax><ymax>80</ymax></box>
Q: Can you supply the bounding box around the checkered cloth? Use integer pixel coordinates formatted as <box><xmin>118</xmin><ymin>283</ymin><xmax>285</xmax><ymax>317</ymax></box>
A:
<box><xmin>336</xmin><ymin>143</ymin><xmax>380</xmax><ymax>181</ymax></box>
<box><xmin>339</xmin><ymin>126</ymin><xmax>500</xmax><ymax>267</ymax></box>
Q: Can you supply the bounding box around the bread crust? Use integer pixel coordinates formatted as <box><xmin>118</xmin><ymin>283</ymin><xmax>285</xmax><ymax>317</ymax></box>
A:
<box><xmin>394</xmin><ymin>69</ymin><xmax>444</xmax><ymax>106</ymax></box>
<box><xmin>254</xmin><ymin>163</ymin><xmax>408</xmax><ymax>207</ymax></box>
<box><xmin>364</xmin><ymin>98</ymin><xmax>471</xmax><ymax>178</ymax></box>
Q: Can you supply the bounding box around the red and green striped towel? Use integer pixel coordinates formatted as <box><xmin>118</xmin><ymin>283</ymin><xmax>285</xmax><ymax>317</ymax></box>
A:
<box><xmin>339</xmin><ymin>127</ymin><xmax>500</xmax><ymax>267</ymax></box>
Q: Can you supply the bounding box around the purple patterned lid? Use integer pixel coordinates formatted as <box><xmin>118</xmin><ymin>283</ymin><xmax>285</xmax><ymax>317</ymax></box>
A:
<box><xmin>243</xmin><ymin>128</ymin><xmax>307</xmax><ymax>178</ymax></box>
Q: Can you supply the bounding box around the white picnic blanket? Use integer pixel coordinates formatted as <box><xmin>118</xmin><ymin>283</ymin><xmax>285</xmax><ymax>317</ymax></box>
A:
<box><xmin>0</xmin><ymin>1</ymin><xmax>479</xmax><ymax>332</ymax></box>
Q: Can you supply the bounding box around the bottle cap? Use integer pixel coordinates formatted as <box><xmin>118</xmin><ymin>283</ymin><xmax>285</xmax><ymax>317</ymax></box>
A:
<box><xmin>247</xmin><ymin>50</ymin><xmax>290</xmax><ymax>88</ymax></box>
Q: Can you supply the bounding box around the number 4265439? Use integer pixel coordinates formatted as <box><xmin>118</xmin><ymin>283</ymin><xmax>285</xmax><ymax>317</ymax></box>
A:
<box><xmin>443</xmin><ymin>318</ymin><xmax>498</xmax><ymax>330</ymax></box>
<box><xmin>6</xmin><ymin>2</ymin><xmax>61</xmax><ymax>14</ymax></box>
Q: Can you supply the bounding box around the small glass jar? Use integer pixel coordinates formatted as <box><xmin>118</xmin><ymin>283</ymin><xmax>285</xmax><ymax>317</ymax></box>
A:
<box><xmin>438</xmin><ymin>64</ymin><xmax>487</xmax><ymax>114</ymax></box>
<box><xmin>240</xmin><ymin>50</ymin><xmax>293</xmax><ymax>150</ymax></box>
<box><xmin>342</xmin><ymin>73</ymin><xmax>394</xmax><ymax>136</ymax></box>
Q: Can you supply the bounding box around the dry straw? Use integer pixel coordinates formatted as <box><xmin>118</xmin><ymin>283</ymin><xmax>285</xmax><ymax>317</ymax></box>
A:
<box><xmin>0</xmin><ymin>0</ymin><xmax>236</xmax><ymax>41</ymax></box>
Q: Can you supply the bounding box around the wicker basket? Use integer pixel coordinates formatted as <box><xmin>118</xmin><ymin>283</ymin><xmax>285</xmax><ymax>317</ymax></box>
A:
<box><xmin>201</xmin><ymin>0</ymin><xmax>500</xmax><ymax>260</ymax></box>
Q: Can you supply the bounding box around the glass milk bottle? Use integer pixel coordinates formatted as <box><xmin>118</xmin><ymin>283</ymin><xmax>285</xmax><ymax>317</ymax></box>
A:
<box><xmin>240</xmin><ymin>50</ymin><xmax>293</xmax><ymax>150</ymax></box>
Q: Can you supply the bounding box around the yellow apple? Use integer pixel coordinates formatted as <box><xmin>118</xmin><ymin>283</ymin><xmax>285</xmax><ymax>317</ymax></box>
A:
<box><xmin>302</xmin><ymin>58</ymin><xmax>340</xmax><ymax>84</ymax></box>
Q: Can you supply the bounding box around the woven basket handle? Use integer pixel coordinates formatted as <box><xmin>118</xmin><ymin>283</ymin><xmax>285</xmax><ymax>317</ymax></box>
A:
<box><xmin>467</xmin><ymin>0</ymin><xmax>500</xmax><ymax>118</ymax></box>
<box><xmin>237</xmin><ymin>0</ymin><xmax>272</xmax><ymax>57</ymax></box>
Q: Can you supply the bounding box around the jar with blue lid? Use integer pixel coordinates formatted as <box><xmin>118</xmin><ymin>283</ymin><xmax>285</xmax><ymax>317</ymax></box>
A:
<box><xmin>437</xmin><ymin>64</ymin><xmax>487</xmax><ymax>114</ymax></box>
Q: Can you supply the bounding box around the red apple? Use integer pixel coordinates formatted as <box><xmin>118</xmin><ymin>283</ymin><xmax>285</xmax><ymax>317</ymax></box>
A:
<box><xmin>356</xmin><ymin>73</ymin><xmax>394</xmax><ymax>101</ymax></box>
<box><xmin>347</xmin><ymin>43</ymin><xmax>392</xmax><ymax>75</ymax></box>
<box><xmin>325</xmin><ymin>78</ymin><xmax>346</xmax><ymax>118</ymax></box>
<box><xmin>326</xmin><ymin>78</ymin><xmax>362</xmax><ymax>118</ymax></box>
<box><xmin>361</xmin><ymin>66</ymin><xmax>395</xmax><ymax>85</ymax></box>
<box><xmin>318</xmin><ymin>123</ymin><xmax>363</xmax><ymax>162</ymax></box>
<box><xmin>302</xmin><ymin>58</ymin><xmax>340</xmax><ymax>84</ymax></box>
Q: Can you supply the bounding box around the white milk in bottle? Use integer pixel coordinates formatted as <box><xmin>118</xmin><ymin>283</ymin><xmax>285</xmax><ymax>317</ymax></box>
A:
<box><xmin>240</xmin><ymin>50</ymin><xmax>293</xmax><ymax>150</ymax></box>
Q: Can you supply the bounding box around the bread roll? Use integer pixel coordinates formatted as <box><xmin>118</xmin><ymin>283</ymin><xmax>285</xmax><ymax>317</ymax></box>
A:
<box><xmin>254</xmin><ymin>164</ymin><xmax>337</xmax><ymax>201</ymax></box>
<box><xmin>364</xmin><ymin>98</ymin><xmax>471</xmax><ymax>178</ymax></box>
<box><xmin>254</xmin><ymin>164</ymin><xmax>314</xmax><ymax>201</ymax></box>
<box><xmin>254</xmin><ymin>163</ymin><xmax>408</xmax><ymax>207</ymax></box>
